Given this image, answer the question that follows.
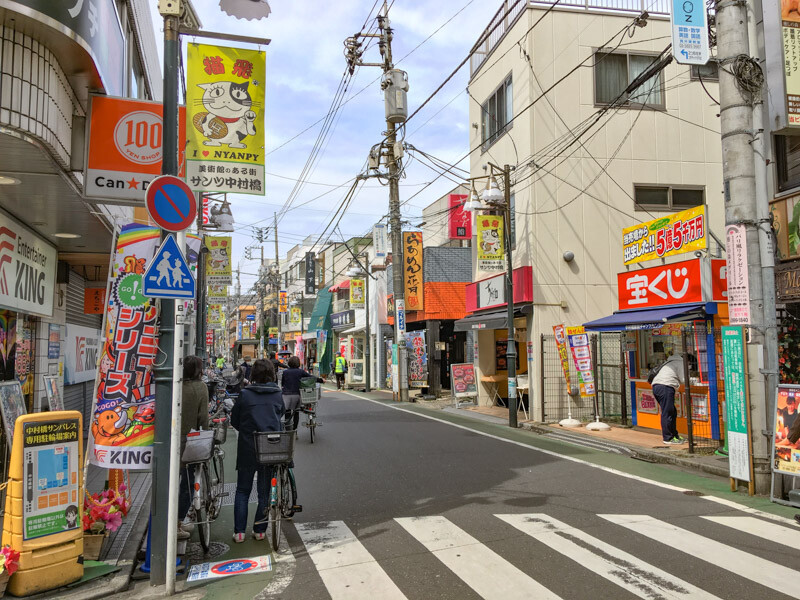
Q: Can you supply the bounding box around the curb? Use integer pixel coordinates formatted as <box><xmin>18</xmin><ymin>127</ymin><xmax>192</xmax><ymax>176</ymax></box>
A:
<box><xmin>520</xmin><ymin>422</ymin><xmax>731</xmax><ymax>479</ymax></box>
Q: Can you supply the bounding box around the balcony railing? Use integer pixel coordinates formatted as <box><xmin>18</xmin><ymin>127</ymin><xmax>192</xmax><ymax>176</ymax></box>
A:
<box><xmin>470</xmin><ymin>0</ymin><xmax>670</xmax><ymax>77</ymax></box>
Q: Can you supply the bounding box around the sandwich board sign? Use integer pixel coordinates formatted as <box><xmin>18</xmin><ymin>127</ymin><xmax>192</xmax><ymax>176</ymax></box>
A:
<box><xmin>143</xmin><ymin>236</ymin><xmax>196</xmax><ymax>299</ymax></box>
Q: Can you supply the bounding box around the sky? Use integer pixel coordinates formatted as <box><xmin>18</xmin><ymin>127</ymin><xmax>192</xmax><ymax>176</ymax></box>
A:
<box><xmin>149</xmin><ymin>0</ymin><xmax>501</xmax><ymax>297</ymax></box>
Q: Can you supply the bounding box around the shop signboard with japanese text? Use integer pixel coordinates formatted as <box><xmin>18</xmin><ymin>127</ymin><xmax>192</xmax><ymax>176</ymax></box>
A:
<box><xmin>617</xmin><ymin>258</ymin><xmax>705</xmax><ymax>311</ymax></box>
<box><xmin>722</xmin><ymin>327</ymin><xmax>751</xmax><ymax>480</ymax></box>
<box><xmin>186</xmin><ymin>44</ymin><xmax>266</xmax><ymax>195</ymax></box>
<box><xmin>622</xmin><ymin>206</ymin><xmax>706</xmax><ymax>265</ymax></box>
<box><xmin>85</xmin><ymin>96</ymin><xmax>186</xmax><ymax>202</ymax></box>
<box><xmin>84</xmin><ymin>288</ymin><xmax>107</xmax><ymax>314</ymax></box>
<box><xmin>207</xmin><ymin>284</ymin><xmax>228</xmax><ymax>303</ymax></box>
<box><xmin>476</xmin><ymin>214</ymin><xmax>505</xmax><ymax>272</ymax></box>
<box><xmin>782</xmin><ymin>7</ymin><xmax>800</xmax><ymax>126</ymax></box>
<box><xmin>450</xmin><ymin>363</ymin><xmax>477</xmax><ymax>398</ymax></box>
<box><xmin>64</xmin><ymin>324</ymin><xmax>102</xmax><ymax>385</ymax></box>
<box><xmin>565</xmin><ymin>326</ymin><xmax>595</xmax><ymax>397</ymax></box>
<box><xmin>279</xmin><ymin>291</ymin><xmax>288</xmax><ymax>314</ymax></box>
<box><xmin>553</xmin><ymin>325</ymin><xmax>572</xmax><ymax>391</ymax></box>
<box><xmin>350</xmin><ymin>279</ymin><xmax>365</xmax><ymax>308</ymax></box>
<box><xmin>403</xmin><ymin>232</ymin><xmax>424</xmax><ymax>311</ymax></box>
<box><xmin>406</xmin><ymin>331</ymin><xmax>427</xmax><ymax>388</ymax></box>
<box><xmin>22</xmin><ymin>417</ymin><xmax>81</xmax><ymax>540</ymax></box>
<box><xmin>290</xmin><ymin>307</ymin><xmax>301</xmax><ymax>324</ymax></box>
<box><xmin>448</xmin><ymin>194</ymin><xmax>471</xmax><ymax>240</ymax></box>
<box><xmin>207</xmin><ymin>304</ymin><xmax>224</xmax><ymax>327</ymax></box>
<box><xmin>725</xmin><ymin>224</ymin><xmax>751</xmax><ymax>325</ymax></box>
<box><xmin>774</xmin><ymin>384</ymin><xmax>800</xmax><ymax>475</ymax></box>
<box><xmin>0</xmin><ymin>209</ymin><xmax>57</xmax><ymax>317</ymax></box>
<box><xmin>373</xmin><ymin>224</ymin><xmax>388</xmax><ymax>258</ymax></box>
<box><xmin>205</xmin><ymin>236</ymin><xmax>233</xmax><ymax>285</ymax></box>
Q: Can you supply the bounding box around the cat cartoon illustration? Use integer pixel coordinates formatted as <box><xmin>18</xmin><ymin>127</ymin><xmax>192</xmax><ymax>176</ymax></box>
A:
<box><xmin>194</xmin><ymin>81</ymin><xmax>257</xmax><ymax>149</ymax></box>
<box><xmin>209</xmin><ymin>246</ymin><xmax>229</xmax><ymax>271</ymax></box>
<box><xmin>480</xmin><ymin>227</ymin><xmax>501</xmax><ymax>254</ymax></box>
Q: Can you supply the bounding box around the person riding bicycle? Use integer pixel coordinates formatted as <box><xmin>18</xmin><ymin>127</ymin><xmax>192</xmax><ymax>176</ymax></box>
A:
<box><xmin>280</xmin><ymin>356</ymin><xmax>323</xmax><ymax>431</ymax></box>
<box><xmin>333</xmin><ymin>352</ymin><xmax>347</xmax><ymax>390</ymax></box>
<box><xmin>230</xmin><ymin>359</ymin><xmax>284</xmax><ymax>543</ymax></box>
<box><xmin>178</xmin><ymin>355</ymin><xmax>209</xmax><ymax>540</ymax></box>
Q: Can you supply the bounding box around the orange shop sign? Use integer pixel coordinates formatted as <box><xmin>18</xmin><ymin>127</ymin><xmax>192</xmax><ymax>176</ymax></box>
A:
<box><xmin>85</xmin><ymin>96</ymin><xmax>186</xmax><ymax>203</ymax></box>
<box><xmin>83</xmin><ymin>288</ymin><xmax>106</xmax><ymax>314</ymax></box>
<box><xmin>403</xmin><ymin>232</ymin><xmax>424</xmax><ymax>312</ymax></box>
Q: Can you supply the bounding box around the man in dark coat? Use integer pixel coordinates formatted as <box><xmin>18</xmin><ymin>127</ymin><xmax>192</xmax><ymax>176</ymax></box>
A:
<box><xmin>230</xmin><ymin>359</ymin><xmax>284</xmax><ymax>542</ymax></box>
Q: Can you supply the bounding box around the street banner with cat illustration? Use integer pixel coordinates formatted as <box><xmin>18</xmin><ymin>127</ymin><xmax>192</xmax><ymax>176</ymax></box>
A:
<box><xmin>186</xmin><ymin>43</ymin><xmax>265</xmax><ymax>195</ymax></box>
<box><xmin>204</xmin><ymin>235</ymin><xmax>233</xmax><ymax>285</ymax></box>
<box><xmin>476</xmin><ymin>214</ymin><xmax>505</xmax><ymax>272</ymax></box>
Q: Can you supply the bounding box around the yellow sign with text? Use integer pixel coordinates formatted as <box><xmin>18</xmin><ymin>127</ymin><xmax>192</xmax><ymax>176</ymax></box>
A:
<box><xmin>622</xmin><ymin>205</ymin><xmax>706</xmax><ymax>265</ymax></box>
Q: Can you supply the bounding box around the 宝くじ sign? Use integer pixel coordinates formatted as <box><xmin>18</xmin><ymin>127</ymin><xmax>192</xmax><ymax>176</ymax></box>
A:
<box><xmin>622</xmin><ymin>205</ymin><xmax>706</xmax><ymax>265</ymax></box>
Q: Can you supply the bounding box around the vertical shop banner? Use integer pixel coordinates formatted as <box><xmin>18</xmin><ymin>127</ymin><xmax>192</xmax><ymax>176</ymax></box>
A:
<box><xmin>206</xmin><ymin>330</ymin><xmax>214</xmax><ymax>346</ymax></box>
<box><xmin>207</xmin><ymin>304</ymin><xmax>224</xmax><ymax>327</ymax></box>
<box><xmin>278</xmin><ymin>291</ymin><xmax>288</xmax><ymax>314</ymax></box>
<box><xmin>448</xmin><ymin>194</ymin><xmax>471</xmax><ymax>240</ymax></box>
<box><xmin>186</xmin><ymin>44</ymin><xmax>266</xmax><ymax>195</ymax></box>
<box><xmin>84</xmin><ymin>288</ymin><xmax>107</xmax><ymax>314</ymax></box>
<box><xmin>721</xmin><ymin>326</ymin><xmax>752</xmax><ymax>481</ymax></box>
<box><xmin>373</xmin><ymin>224</ymin><xmax>388</xmax><ymax>258</ymax></box>
<box><xmin>566</xmin><ymin>326</ymin><xmax>595</xmax><ymax>397</ymax></box>
<box><xmin>16</xmin><ymin>318</ymin><xmax>34</xmax><ymax>395</ymax></box>
<box><xmin>450</xmin><ymin>363</ymin><xmax>477</xmax><ymax>398</ymax></box>
<box><xmin>305</xmin><ymin>252</ymin><xmax>316</xmax><ymax>295</ymax></box>
<box><xmin>670</xmin><ymin>0</ymin><xmax>710</xmax><ymax>65</ymax></box>
<box><xmin>553</xmin><ymin>325</ymin><xmax>572</xmax><ymax>391</ymax></box>
<box><xmin>350</xmin><ymin>279</ymin><xmax>365</xmax><ymax>307</ymax></box>
<box><xmin>783</xmin><ymin>10</ymin><xmax>800</xmax><ymax>125</ymax></box>
<box><xmin>774</xmin><ymin>384</ymin><xmax>800</xmax><ymax>475</ymax></box>
<box><xmin>725</xmin><ymin>224</ymin><xmax>751</xmax><ymax>325</ymax></box>
<box><xmin>316</xmin><ymin>329</ymin><xmax>327</xmax><ymax>360</ymax></box>
<box><xmin>290</xmin><ymin>307</ymin><xmax>301</xmax><ymax>324</ymax></box>
<box><xmin>403</xmin><ymin>232</ymin><xmax>424</xmax><ymax>311</ymax></box>
<box><xmin>205</xmin><ymin>236</ymin><xmax>233</xmax><ymax>285</ymax></box>
<box><xmin>621</xmin><ymin>206</ymin><xmax>706</xmax><ymax>265</ymax></box>
<box><xmin>207</xmin><ymin>284</ymin><xmax>228</xmax><ymax>303</ymax></box>
<box><xmin>405</xmin><ymin>331</ymin><xmax>428</xmax><ymax>388</ymax></box>
<box><xmin>476</xmin><ymin>214</ymin><xmax>505</xmax><ymax>272</ymax></box>
<box><xmin>48</xmin><ymin>323</ymin><xmax>61</xmax><ymax>360</ymax></box>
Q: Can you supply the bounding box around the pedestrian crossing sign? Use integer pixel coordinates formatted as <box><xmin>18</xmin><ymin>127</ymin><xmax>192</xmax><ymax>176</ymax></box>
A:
<box><xmin>143</xmin><ymin>235</ymin><xmax>196</xmax><ymax>299</ymax></box>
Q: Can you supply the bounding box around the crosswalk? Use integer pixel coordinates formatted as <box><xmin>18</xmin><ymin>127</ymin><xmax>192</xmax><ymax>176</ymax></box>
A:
<box><xmin>290</xmin><ymin>512</ymin><xmax>800</xmax><ymax>600</ymax></box>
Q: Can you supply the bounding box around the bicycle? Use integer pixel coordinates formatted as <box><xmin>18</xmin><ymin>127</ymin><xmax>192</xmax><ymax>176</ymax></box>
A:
<box><xmin>254</xmin><ymin>431</ymin><xmax>301</xmax><ymax>549</ymax></box>
<box><xmin>182</xmin><ymin>410</ymin><xmax>228</xmax><ymax>553</ymax></box>
<box><xmin>299</xmin><ymin>378</ymin><xmax>321</xmax><ymax>443</ymax></box>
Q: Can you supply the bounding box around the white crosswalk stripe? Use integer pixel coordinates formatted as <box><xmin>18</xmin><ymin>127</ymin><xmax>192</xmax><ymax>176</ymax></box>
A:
<box><xmin>496</xmin><ymin>513</ymin><xmax>721</xmax><ymax>600</ymax></box>
<box><xmin>395</xmin><ymin>515</ymin><xmax>563</xmax><ymax>600</ymax></box>
<box><xmin>701</xmin><ymin>515</ymin><xmax>799</xmax><ymax>549</ymax></box>
<box><xmin>600</xmin><ymin>514</ymin><xmax>800</xmax><ymax>598</ymax></box>
<box><xmin>295</xmin><ymin>521</ymin><xmax>407</xmax><ymax>600</ymax></box>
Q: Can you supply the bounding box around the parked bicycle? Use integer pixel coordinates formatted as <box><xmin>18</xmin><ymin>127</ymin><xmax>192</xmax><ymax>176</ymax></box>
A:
<box><xmin>299</xmin><ymin>377</ymin><xmax>321</xmax><ymax>443</ymax></box>
<box><xmin>254</xmin><ymin>431</ymin><xmax>301</xmax><ymax>549</ymax></box>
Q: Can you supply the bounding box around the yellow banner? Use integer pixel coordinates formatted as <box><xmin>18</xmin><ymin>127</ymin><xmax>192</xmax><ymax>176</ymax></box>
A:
<box><xmin>268</xmin><ymin>327</ymin><xmax>278</xmax><ymax>337</ymax></box>
<box><xmin>278</xmin><ymin>290</ymin><xmax>288</xmax><ymax>314</ymax></box>
<box><xmin>186</xmin><ymin>43</ymin><xmax>266</xmax><ymax>195</ymax></box>
<box><xmin>553</xmin><ymin>325</ymin><xmax>572</xmax><ymax>391</ymax></box>
<box><xmin>207</xmin><ymin>283</ymin><xmax>227</xmax><ymax>302</ymax></box>
<box><xmin>207</xmin><ymin>303</ymin><xmax>224</xmax><ymax>326</ymax></box>
<box><xmin>476</xmin><ymin>214</ymin><xmax>505</xmax><ymax>272</ymax></box>
<box><xmin>622</xmin><ymin>205</ymin><xmax>706</xmax><ymax>265</ymax></box>
<box><xmin>290</xmin><ymin>306</ymin><xmax>301</xmax><ymax>324</ymax></box>
<box><xmin>204</xmin><ymin>235</ymin><xmax>232</xmax><ymax>285</ymax></box>
<box><xmin>403</xmin><ymin>232</ymin><xmax>423</xmax><ymax>311</ymax></box>
<box><xmin>350</xmin><ymin>279</ymin><xmax>365</xmax><ymax>307</ymax></box>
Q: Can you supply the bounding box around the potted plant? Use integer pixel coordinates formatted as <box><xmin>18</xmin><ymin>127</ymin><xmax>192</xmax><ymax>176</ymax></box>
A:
<box><xmin>0</xmin><ymin>545</ymin><xmax>20</xmax><ymax>595</ymax></box>
<box><xmin>82</xmin><ymin>486</ymin><xmax>129</xmax><ymax>561</ymax></box>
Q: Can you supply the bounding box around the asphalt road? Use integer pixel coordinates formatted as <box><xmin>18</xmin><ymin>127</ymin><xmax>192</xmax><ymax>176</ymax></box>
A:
<box><xmin>253</xmin><ymin>388</ymin><xmax>800</xmax><ymax>600</ymax></box>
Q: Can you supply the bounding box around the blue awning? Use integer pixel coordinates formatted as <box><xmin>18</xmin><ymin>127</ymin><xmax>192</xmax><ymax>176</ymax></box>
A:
<box><xmin>583</xmin><ymin>303</ymin><xmax>715</xmax><ymax>332</ymax></box>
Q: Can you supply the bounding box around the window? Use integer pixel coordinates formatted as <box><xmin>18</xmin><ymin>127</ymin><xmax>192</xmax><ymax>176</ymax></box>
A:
<box><xmin>775</xmin><ymin>135</ymin><xmax>800</xmax><ymax>192</ymax></box>
<box><xmin>594</xmin><ymin>51</ymin><xmax>664</xmax><ymax>108</ymax></box>
<box><xmin>690</xmin><ymin>60</ymin><xmax>719</xmax><ymax>82</ymax></box>
<box><xmin>481</xmin><ymin>74</ymin><xmax>513</xmax><ymax>149</ymax></box>
<box><xmin>634</xmin><ymin>185</ymin><xmax>705</xmax><ymax>210</ymax></box>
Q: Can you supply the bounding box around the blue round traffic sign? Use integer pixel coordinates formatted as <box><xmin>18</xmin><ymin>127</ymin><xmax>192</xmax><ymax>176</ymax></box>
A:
<box><xmin>145</xmin><ymin>176</ymin><xmax>197</xmax><ymax>232</ymax></box>
<box><xmin>210</xmin><ymin>559</ymin><xmax>258</xmax><ymax>575</ymax></box>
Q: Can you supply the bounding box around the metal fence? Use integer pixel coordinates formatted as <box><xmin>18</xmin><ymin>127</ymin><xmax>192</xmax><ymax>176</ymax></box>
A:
<box><xmin>595</xmin><ymin>332</ymin><xmax>627</xmax><ymax>424</ymax></box>
<box><xmin>540</xmin><ymin>334</ymin><xmax>596</xmax><ymax>422</ymax></box>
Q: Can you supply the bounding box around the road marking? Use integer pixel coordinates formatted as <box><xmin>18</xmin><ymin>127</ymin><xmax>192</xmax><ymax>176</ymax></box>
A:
<box><xmin>295</xmin><ymin>521</ymin><xmax>406</xmax><ymax>600</ymax></box>
<box><xmin>331</xmin><ymin>389</ymin><xmax>797</xmax><ymax>527</ymax></box>
<box><xmin>496</xmin><ymin>513</ymin><xmax>720</xmax><ymax>599</ymax></box>
<box><xmin>701</xmin><ymin>515</ymin><xmax>799</xmax><ymax>549</ymax></box>
<box><xmin>600</xmin><ymin>514</ymin><xmax>800</xmax><ymax>596</ymax></box>
<box><xmin>395</xmin><ymin>515</ymin><xmax>562</xmax><ymax>600</ymax></box>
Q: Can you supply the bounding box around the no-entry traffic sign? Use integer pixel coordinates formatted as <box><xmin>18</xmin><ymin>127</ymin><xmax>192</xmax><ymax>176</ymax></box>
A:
<box><xmin>145</xmin><ymin>176</ymin><xmax>197</xmax><ymax>232</ymax></box>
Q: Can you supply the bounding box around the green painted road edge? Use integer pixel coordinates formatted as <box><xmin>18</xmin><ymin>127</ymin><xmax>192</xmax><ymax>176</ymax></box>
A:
<box><xmin>334</xmin><ymin>387</ymin><xmax>798</xmax><ymax>521</ymax></box>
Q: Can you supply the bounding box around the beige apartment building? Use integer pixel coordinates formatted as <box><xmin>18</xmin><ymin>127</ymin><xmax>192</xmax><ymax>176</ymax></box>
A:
<box><xmin>465</xmin><ymin>0</ymin><xmax>724</xmax><ymax>419</ymax></box>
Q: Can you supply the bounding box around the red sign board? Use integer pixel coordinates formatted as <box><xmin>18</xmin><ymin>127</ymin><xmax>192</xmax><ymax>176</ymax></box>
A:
<box><xmin>711</xmin><ymin>258</ymin><xmax>728</xmax><ymax>302</ymax></box>
<box><xmin>617</xmin><ymin>259</ymin><xmax>704</xmax><ymax>310</ymax></box>
<box><xmin>465</xmin><ymin>266</ymin><xmax>534</xmax><ymax>313</ymax></box>
<box><xmin>206</xmin><ymin>330</ymin><xmax>214</xmax><ymax>345</ymax></box>
<box><xmin>83</xmin><ymin>288</ymin><xmax>106</xmax><ymax>314</ymax></box>
<box><xmin>145</xmin><ymin>176</ymin><xmax>198</xmax><ymax>232</ymax></box>
<box><xmin>448</xmin><ymin>194</ymin><xmax>471</xmax><ymax>240</ymax></box>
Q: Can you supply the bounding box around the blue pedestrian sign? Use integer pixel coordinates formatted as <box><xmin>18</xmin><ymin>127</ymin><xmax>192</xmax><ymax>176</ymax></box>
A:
<box><xmin>143</xmin><ymin>235</ymin><xmax>196</xmax><ymax>299</ymax></box>
<box><xmin>670</xmin><ymin>0</ymin><xmax>709</xmax><ymax>65</ymax></box>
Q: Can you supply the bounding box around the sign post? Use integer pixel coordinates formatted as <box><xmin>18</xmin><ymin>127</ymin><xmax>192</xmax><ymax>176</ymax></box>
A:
<box><xmin>670</xmin><ymin>0</ymin><xmax>710</xmax><ymax>65</ymax></box>
<box><xmin>721</xmin><ymin>326</ymin><xmax>754</xmax><ymax>494</ymax></box>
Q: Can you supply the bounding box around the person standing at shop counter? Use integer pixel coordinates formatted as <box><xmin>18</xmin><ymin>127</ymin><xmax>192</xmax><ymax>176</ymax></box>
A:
<box><xmin>651</xmin><ymin>352</ymin><xmax>688</xmax><ymax>445</ymax></box>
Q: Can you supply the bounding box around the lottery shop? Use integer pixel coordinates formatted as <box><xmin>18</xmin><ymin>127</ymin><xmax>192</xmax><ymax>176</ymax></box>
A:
<box><xmin>583</xmin><ymin>258</ymin><xmax>729</xmax><ymax>445</ymax></box>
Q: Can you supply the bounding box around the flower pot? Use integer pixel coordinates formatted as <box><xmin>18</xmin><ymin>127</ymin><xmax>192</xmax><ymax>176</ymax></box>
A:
<box><xmin>0</xmin><ymin>572</ymin><xmax>9</xmax><ymax>596</ymax></box>
<box><xmin>82</xmin><ymin>532</ymin><xmax>107</xmax><ymax>561</ymax></box>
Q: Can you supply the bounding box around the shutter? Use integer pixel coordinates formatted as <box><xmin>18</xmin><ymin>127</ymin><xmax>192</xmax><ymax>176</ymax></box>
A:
<box><xmin>66</xmin><ymin>270</ymin><xmax>103</xmax><ymax>329</ymax></box>
<box><xmin>64</xmin><ymin>382</ymin><xmax>92</xmax><ymax>436</ymax></box>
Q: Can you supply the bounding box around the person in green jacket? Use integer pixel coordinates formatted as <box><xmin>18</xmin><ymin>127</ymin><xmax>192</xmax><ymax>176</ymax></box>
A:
<box><xmin>178</xmin><ymin>355</ymin><xmax>209</xmax><ymax>539</ymax></box>
<box><xmin>333</xmin><ymin>352</ymin><xmax>347</xmax><ymax>390</ymax></box>
<box><xmin>216</xmin><ymin>355</ymin><xmax>225</xmax><ymax>372</ymax></box>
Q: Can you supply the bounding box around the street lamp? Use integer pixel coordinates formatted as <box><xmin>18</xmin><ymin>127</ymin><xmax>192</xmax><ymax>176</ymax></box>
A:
<box><xmin>465</xmin><ymin>164</ymin><xmax>518</xmax><ymax>429</ymax></box>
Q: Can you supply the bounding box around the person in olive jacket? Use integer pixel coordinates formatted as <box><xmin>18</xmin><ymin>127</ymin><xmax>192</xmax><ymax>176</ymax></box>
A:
<box><xmin>230</xmin><ymin>359</ymin><xmax>284</xmax><ymax>543</ymax></box>
<box><xmin>178</xmin><ymin>355</ymin><xmax>209</xmax><ymax>539</ymax></box>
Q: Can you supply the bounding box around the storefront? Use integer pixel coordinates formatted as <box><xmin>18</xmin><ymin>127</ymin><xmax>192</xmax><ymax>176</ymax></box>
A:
<box><xmin>584</xmin><ymin>258</ymin><xmax>729</xmax><ymax>442</ymax></box>
<box><xmin>306</xmin><ymin>288</ymin><xmax>333</xmax><ymax>376</ymax></box>
<box><xmin>340</xmin><ymin>310</ymin><xmax>366</xmax><ymax>389</ymax></box>
<box><xmin>331</xmin><ymin>308</ymin><xmax>355</xmax><ymax>385</ymax></box>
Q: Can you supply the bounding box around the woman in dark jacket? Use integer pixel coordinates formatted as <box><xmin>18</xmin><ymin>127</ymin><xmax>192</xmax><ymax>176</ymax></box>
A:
<box><xmin>230</xmin><ymin>359</ymin><xmax>284</xmax><ymax>543</ymax></box>
<box><xmin>178</xmin><ymin>356</ymin><xmax>209</xmax><ymax>539</ymax></box>
<box><xmin>280</xmin><ymin>356</ymin><xmax>323</xmax><ymax>431</ymax></box>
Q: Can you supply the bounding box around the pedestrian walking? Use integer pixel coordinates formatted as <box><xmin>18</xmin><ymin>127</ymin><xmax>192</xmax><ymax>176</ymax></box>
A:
<box><xmin>178</xmin><ymin>356</ymin><xmax>209</xmax><ymax>539</ymax></box>
<box><xmin>280</xmin><ymin>356</ymin><xmax>323</xmax><ymax>431</ymax></box>
<box><xmin>333</xmin><ymin>352</ymin><xmax>347</xmax><ymax>390</ymax></box>
<box><xmin>651</xmin><ymin>352</ymin><xmax>689</xmax><ymax>445</ymax></box>
<box><xmin>230</xmin><ymin>359</ymin><xmax>284</xmax><ymax>543</ymax></box>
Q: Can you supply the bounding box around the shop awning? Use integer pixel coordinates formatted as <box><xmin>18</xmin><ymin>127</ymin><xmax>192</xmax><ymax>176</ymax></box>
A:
<box><xmin>328</xmin><ymin>280</ymin><xmax>351</xmax><ymax>293</ymax></box>
<box><xmin>454</xmin><ymin>305</ymin><xmax>532</xmax><ymax>332</ymax></box>
<box><xmin>307</xmin><ymin>288</ymin><xmax>333</xmax><ymax>331</ymax></box>
<box><xmin>583</xmin><ymin>303</ymin><xmax>715</xmax><ymax>332</ymax></box>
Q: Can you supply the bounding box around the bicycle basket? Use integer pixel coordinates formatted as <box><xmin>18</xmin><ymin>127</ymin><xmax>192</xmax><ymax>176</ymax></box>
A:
<box><xmin>300</xmin><ymin>376</ymin><xmax>317</xmax><ymax>389</ymax></box>
<box><xmin>213</xmin><ymin>420</ymin><xmax>227</xmax><ymax>444</ymax></box>
<box><xmin>254</xmin><ymin>431</ymin><xmax>295</xmax><ymax>465</ymax></box>
<box><xmin>181</xmin><ymin>429</ymin><xmax>215</xmax><ymax>464</ymax></box>
<box><xmin>299</xmin><ymin>387</ymin><xmax>317</xmax><ymax>406</ymax></box>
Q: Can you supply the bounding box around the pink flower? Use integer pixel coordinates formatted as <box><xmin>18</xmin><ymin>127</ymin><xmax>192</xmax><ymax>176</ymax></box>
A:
<box><xmin>105</xmin><ymin>511</ymin><xmax>122</xmax><ymax>532</ymax></box>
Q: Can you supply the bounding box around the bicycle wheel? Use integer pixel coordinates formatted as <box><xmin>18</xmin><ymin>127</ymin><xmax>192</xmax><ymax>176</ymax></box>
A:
<box><xmin>270</xmin><ymin>469</ymin><xmax>282</xmax><ymax>551</ymax></box>
<box><xmin>209</xmin><ymin>448</ymin><xmax>225</xmax><ymax>520</ymax></box>
<box><xmin>280</xmin><ymin>466</ymin><xmax>295</xmax><ymax>518</ymax></box>
<box><xmin>309</xmin><ymin>412</ymin><xmax>316</xmax><ymax>444</ymax></box>
<box><xmin>196</xmin><ymin>464</ymin><xmax>212</xmax><ymax>553</ymax></box>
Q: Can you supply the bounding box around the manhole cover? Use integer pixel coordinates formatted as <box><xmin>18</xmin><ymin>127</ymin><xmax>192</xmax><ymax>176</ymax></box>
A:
<box><xmin>682</xmin><ymin>490</ymin><xmax>705</xmax><ymax>496</ymax></box>
<box><xmin>183</xmin><ymin>541</ymin><xmax>229</xmax><ymax>561</ymax></box>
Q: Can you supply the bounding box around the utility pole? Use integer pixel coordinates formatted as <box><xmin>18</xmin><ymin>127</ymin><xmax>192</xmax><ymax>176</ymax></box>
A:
<box><xmin>151</xmin><ymin>2</ymin><xmax>180</xmax><ymax>587</ymax></box>
<box><xmin>503</xmin><ymin>165</ymin><xmax>517</xmax><ymax>429</ymax></box>
<box><xmin>345</xmin><ymin>1</ymin><xmax>410</xmax><ymax>401</ymax></box>
<box><xmin>260</xmin><ymin>245</ymin><xmax>265</xmax><ymax>358</ymax></box>
<box><xmin>717</xmin><ymin>0</ymin><xmax>772</xmax><ymax>493</ymax></box>
<box><xmin>274</xmin><ymin>213</ymin><xmax>281</xmax><ymax>351</ymax></box>
<box><xmin>195</xmin><ymin>195</ymin><xmax>207</xmax><ymax>359</ymax></box>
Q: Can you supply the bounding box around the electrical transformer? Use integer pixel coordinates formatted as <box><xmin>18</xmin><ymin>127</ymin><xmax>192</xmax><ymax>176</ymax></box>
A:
<box><xmin>383</xmin><ymin>69</ymin><xmax>409</xmax><ymax>124</ymax></box>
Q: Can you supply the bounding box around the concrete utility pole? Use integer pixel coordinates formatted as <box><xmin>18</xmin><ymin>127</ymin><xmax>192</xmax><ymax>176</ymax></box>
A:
<box><xmin>717</xmin><ymin>0</ymin><xmax>772</xmax><ymax>493</ymax></box>
<box><xmin>502</xmin><ymin>165</ymin><xmax>517</xmax><ymax>429</ymax></box>
<box><xmin>274</xmin><ymin>212</ymin><xmax>281</xmax><ymax>351</ymax></box>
